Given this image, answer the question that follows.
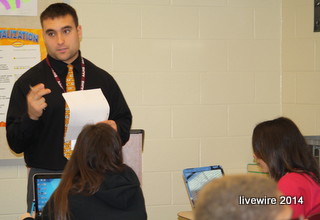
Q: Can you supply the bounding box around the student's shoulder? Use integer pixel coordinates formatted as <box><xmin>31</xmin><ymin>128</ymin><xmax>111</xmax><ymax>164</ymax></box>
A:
<box><xmin>279</xmin><ymin>172</ymin><xmax>314</xmax><ymax>189</ymax></box>
<box><xmin>112</xmin><ymin>165</ymin><xmax>140</xmax><ymax>184</ymax></box>
<box><xmin>280</xmin><ymin>172</ymin><xmax>306</xmax><ymax>181</ymax></box>
<box><xmin>278</xmin><ymin>173</ymin><xmax>303</xmax><ymax>196</ymax></box>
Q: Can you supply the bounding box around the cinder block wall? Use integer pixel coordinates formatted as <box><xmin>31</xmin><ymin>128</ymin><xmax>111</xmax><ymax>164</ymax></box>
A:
<box><xmin>1</xmin><ymin>0</ymin><xmax>317</xmax><ymax>220</ymax></box>
<box><xmin>74</xmin><ymin>0</ymin><xmax>282</xmax><ymax>219</ymax></box>
<box><xmin>282</xmin><ymin>0</ymin><xmax>320</xmax><ymax>134</ymax></box>
<box><xmin>0</xmin><ymin>163</ymin><xmax>27</xmax><ymax>220</ymax></box>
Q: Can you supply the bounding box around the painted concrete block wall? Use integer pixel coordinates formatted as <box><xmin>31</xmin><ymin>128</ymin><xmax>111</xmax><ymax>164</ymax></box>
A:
<box><xmin>73</xmin><ymin>0</ymin><xmax>282</xmax><ymax>219</ymax></box>
<box><xmin>0</xmin><ymin>0</ymin><xmax>294</xmax><ymax>219</ymax></box>
<box><xmin>0</xmin><ymin>163</ymin><xmax>27</xmax><ymax>220</ymax></box>
<box><xmin>282</xmin><ymin>0</ymin><xmax>320</xmax><ymax>135</ymax></box>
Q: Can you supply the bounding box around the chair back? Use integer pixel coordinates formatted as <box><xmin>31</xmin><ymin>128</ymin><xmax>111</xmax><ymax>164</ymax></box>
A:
<box><xmin>308</xmin><ymin>203</ymin><xmax>320</xmax><ymax>220</ymax></box>
<box><xmin>308</xmin><ymin>213</ymin><xmax>320</xmax><ymax>220</ymax></box>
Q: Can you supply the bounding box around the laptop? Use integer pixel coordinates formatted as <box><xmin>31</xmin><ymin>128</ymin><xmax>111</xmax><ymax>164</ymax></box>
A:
<box><xmin>183</xmin><ymin>165</ymin><xmax>224</xmax><ymax>208</ymax></box>
<box><xmin>33</xmin><ymin>173</ymin><xmax>62</xmax><ymax>217</ymax></box>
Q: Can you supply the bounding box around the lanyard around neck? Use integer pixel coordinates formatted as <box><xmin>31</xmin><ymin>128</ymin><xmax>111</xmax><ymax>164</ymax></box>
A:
<box><xmin>45</xmin><ymin>56</ymin><xmax>86</xmax><ymax>92</ymax></box>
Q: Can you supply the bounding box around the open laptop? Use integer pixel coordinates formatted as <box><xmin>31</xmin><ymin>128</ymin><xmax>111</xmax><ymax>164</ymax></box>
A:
<box><xmin>183</xmin><ymin>165</ymin><xmax>224</xmax><ymax>208</ymax></box>
<box><xmin>33</xmin><ymin>173</ymin><xmax>62</xmax><ymax>217</ymax></box>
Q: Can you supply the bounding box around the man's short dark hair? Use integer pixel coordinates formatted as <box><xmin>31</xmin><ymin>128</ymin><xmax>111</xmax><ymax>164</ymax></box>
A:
<box><xmin>40</xmin><ymin>3</ymin><xmax>79</xmax><ymax>27</ymax></box>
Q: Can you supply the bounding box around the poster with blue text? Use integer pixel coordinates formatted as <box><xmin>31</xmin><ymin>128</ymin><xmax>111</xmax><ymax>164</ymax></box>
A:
<box><xmin>0</xmin><ymin>28</ymin><xmax>46</xmax><ymax>127</ymax></box>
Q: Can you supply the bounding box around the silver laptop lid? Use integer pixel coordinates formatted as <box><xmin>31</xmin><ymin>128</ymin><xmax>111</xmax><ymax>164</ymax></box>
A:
<box><xmin>183</xmin><ymin>165</ymin><xmax>224</xmax><ymax>208</ymax></box>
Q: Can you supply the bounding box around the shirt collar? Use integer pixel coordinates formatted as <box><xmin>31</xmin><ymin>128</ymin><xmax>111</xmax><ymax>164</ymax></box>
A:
<box><xmin>47</xmin><ymin>51</ymin><xmax>82</xmax><ymax>76</ymax></box>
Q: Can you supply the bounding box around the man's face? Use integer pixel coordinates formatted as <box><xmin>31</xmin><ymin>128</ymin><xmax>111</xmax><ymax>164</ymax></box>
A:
<box><xmin>42</xmin><ymin>14</ymin><xmax>82</xmax><ymax>64</ymax></box>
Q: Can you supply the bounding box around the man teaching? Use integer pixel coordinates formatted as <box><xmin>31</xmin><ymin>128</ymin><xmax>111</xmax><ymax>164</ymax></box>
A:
<box><xmin>5</xmin><ymin>3</ymin><xmax>132</xmax><ymax>212</ymax></box>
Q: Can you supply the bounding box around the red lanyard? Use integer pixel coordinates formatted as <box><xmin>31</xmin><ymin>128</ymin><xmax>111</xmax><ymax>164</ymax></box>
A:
<box><xmin>45</xmin><ymin>56</ymin><xmax>86</xmax><ymax>92</ymax></box>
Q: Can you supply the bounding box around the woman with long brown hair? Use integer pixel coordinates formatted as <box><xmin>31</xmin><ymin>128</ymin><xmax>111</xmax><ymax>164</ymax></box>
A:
<box><xmin>252</xmin><ymin>117</ymin><xmax>320</xmax><ymax>219</ymax></box>
<box><xmin>40</xmin><ymin>123</ymin><xmax>146</xmax><ymax>220</ymax></box>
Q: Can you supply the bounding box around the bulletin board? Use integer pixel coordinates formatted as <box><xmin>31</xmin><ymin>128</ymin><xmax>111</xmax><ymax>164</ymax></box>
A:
<box><xmin>0</xmin><ymin>0</ymin><xmax>58</xmax><ymax>161</ymax></box>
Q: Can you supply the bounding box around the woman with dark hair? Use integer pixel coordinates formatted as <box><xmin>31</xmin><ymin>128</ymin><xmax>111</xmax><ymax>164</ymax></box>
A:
<box><xmin>252</xmin><ymin>117</ymin><xmax>320</xmax><ymax>219</ymax></box>
<box><xmin>24</xmin><ymin>123</ymin><xmax>147</xmax><ymax>220</ymax></box>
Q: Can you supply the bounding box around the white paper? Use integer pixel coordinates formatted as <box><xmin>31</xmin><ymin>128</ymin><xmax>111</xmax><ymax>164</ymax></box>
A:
<box><xmin>62</xmin><ymin>88</ymin><xmax>110</xmax><ymax>141</ymax></box>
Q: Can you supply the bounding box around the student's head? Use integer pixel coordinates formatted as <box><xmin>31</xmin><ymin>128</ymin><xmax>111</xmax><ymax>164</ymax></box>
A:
<box><xmin>194</xmin><ymin>174</ymin><xmax>292</xmax><ymax>220</ymax></box>
<box><xmin>70</xmin><ymin>123</ymin><xmax>124</xmax><ymax>175</ymax></box>
<box><xmin>252</xmin><ymin>117</ymin><xmax>319</xmax><ymax>182</ymax></box>
<box><xmin>40</xmin><ymin>3</ymin><xmax>82</xmax><ymax>64</ymax></box>
<box><xmin>52</xmin><ymin>123</ymin><xmax>124</xmax><ymax>220</ymax></box>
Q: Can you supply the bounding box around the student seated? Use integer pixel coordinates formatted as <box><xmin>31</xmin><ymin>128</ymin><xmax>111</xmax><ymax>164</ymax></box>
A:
<box><xmin>194</xmin><ymin>174</ymin><xmax>293</xmax><ymax>220</ymax></box>
<box><xmin>23</xmin><ymin>123</ymin><xmax>147</xmax><ymax>220</ymax></box>
<box><xmin>252</xmin><ymin>117</ymin><xmax>320</xmax><ymax>219</ymax></box>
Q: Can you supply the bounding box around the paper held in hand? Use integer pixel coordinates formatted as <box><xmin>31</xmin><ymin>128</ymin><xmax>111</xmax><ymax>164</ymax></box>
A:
<box><xmin>62</xmin><ymin>88</ymin><xmax>110</xmax><ymax>141</ymax></box>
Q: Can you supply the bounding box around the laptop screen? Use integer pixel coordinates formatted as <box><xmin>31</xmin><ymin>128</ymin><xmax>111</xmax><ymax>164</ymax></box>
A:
<box><xmin>33</xmin><ymin>173</ymin><xmax>62</xmax><ymax>216</ymax></box>
<box><xmin>183</xmin><ymin>165</ymin><xmax>224</xmax><ymax>207</ymax></box>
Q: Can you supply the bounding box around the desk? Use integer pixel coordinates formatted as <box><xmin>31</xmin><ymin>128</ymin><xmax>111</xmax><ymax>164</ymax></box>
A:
<box><xmin>177</xmin><ymin>211</ymin><xmax>194</xmax><ymax>220</ymax></box>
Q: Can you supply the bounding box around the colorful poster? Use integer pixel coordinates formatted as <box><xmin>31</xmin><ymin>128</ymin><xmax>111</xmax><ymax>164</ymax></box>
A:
<box><xmin>0</xmin><ymin>0</ymin><xmax>37</xmax><ymax>16</ymax></box>
<box><xmin>0</xmin><ymin>27</ymin><xmax>46</xmax><ymax>127</ymax></box>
